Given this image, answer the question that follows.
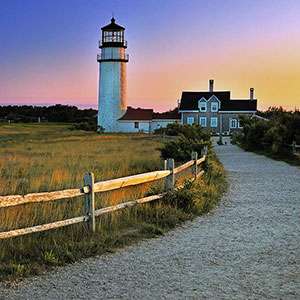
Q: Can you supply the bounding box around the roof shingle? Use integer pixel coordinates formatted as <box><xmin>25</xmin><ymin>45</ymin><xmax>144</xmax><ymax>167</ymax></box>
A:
<box><xmin>101</xmin><ymin>18</ymin><xmax>125</xmax><ymax>31</ymax></box>
<box><xmin>153</xmin><ymin>108</ymin><xmax>180</xmax><ymax>120</ymax></box>
<box><xmin>118</xmin><ymin>107</ymin><xmax>153</xmax><ymax>121</ymax></box>
<box><xmin>179</xmin><ymin>91</ymin><xmax>257</xmax><ymax>111</ymax></box>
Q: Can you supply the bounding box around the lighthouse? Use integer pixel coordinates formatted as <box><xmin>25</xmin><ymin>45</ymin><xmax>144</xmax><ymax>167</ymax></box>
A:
<box><xmin>97</xmin><ymin>18</ymin><xmax>129</xmax><ymax>132</ymax></box>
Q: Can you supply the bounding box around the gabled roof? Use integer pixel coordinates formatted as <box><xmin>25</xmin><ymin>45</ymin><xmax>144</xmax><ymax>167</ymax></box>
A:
<box><xmin>179</xmin><ymin>91</ymin><xmax>257</xmax><ymax>111</ymax></box>
<box><xmin>101</xmin><ymin>18</ymin><xmax>125</xmax><ymax>31</ymax></box>
<box><xmin>118</xmin><ymin>107</ymin><xmax>153</xmax><ymax>121</ymax></box>
<box><xmin>153</xmin><ymin>108</ymin><xmax>180</xmax><ymax>120</ymax></box>
<box><xmin>179</xmin><ymin>91</ymin><xmax>231</xmax><ymax>110</ymax></box>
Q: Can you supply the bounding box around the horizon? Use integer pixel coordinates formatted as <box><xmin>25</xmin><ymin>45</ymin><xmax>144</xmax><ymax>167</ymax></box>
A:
<box><xmin>1</xmin><ymin>0</ymin><xmax>299</xmax><ymax>111</ymax></box>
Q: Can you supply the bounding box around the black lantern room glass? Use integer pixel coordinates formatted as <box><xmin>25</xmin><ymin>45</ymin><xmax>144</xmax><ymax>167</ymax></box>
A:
<box><xmin>101</xmin><ymin>18</ymin><xmax>125</xmax><ymax>47</ymax></box>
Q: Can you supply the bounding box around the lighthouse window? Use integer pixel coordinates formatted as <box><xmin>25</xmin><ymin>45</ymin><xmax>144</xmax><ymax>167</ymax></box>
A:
<box><xmin>116</xmin><ymin>32</ymin><xmax>121</xmax><ymax>42</ymax></box>
<box><xmin>134</xmin><ymin>122</ymin><xmax>139</xmax><ymax>129</ymax></box>
<box><xmin>112</xmin><ymin>32</ymin><xmax>116</xmax><ymax>42</ymax></box>
<box><xmin>105</xmin><ymin>31</ymin><xmax>113</xmax><ymax>42</ymax></box>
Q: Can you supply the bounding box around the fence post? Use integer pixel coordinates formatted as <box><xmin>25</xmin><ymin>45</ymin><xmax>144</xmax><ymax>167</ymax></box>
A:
<box><xmin>191</xmin><ymin>151</ymin><xmax>198</xmax><ymax>180</ymax></box>
<box><xmin>164</xmin><ymin>159</ymin><xmax>167</xmax><ymax>171</ymax></box>
<box><xmin>83</xmin><ymin>172</ymin><xmax>95</xmax><ymax>233</ymax></box>
<box><xmin>165</xmin><ymin>158</ymin><xmax>175</xmax><ymax>191</ymax></box>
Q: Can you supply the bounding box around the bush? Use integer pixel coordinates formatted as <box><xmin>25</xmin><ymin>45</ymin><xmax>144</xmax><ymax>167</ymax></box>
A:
<box><xmin>162</xmin><ymin>151</ymin><xmax>226</xmax><ymax>215</ymax></box>
<box><xmin>163</xmin><ymin>180</ymin><xmax>196</xmax><ymax>212</ymax></box>
<box><xmin>236</xmin><ymin>108</ymin><xmax>300</xmax><ymax>156</ymax></box>
<box><xmin>231</xmin><ymin>131</ymin><xmax>243</xmax><ymax>145</ymax></box>
<box><xmin>160</xmin><ymin>135</ymin><xmax>208</xmax><ymax>161</ymax></box>
<box><xmin>155</xmin><ymin>123</ymin><xmax>210</xmax><ymax>140</ymax></box>
<box><xmin>159</xmin><ymin>124</ymin><xmax>210</xmax><ymax>162</ymax></box>
<box><xmin>71</xmin><ymin>118</ymin><xmax>98</xmax><ymax>132</ymax></box>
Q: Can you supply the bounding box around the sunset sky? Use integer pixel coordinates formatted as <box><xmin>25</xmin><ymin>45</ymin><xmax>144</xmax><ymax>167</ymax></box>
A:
<box><xmin>0</xmin><ymin>0</ymin><xmax>299</xmax><ymax>111</ymax></box>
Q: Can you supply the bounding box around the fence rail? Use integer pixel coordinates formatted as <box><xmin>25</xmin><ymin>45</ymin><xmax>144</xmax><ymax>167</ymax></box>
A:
<box><xmin>0</xmin><ymin>147</ymin><xmax>208</xmax><ymax>240</ymax></box>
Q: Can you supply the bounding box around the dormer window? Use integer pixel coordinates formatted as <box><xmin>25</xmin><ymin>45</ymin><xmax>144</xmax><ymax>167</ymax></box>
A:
<box><xmin>199</xmin><ymin>101</ymin><xmax>207</xmax><ymax>112</ymax></box>
<box><xmin>211</xmin><ymin>102</ymin><xmax>218</xmax><ymax>112</ymax></box>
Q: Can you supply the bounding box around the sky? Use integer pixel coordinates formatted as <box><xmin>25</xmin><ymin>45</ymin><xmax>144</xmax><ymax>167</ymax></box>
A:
<box><xmin>0</xmin><ymin>0</ymin><xmax>299</xmax><ymax>111</ymax></box>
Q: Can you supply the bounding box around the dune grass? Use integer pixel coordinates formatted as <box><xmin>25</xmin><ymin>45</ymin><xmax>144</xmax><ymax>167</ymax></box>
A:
<box><xmin>0</xmin><ymin>123</ymin><xmax>226</xmax><ymax>281</ymax></box>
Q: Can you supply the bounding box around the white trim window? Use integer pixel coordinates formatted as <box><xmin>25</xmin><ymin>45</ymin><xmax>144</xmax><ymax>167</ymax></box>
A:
<box><xmin>210</xmin><ymin>117</ymin><xmax>218</xmax><ymax>128</ymax></box>
<box><xmin>187</xmin><ymin>116</ymin><xmax>195</xmax><ymax>125</ymax></box>
<box><xmin>229</xmin><ymin>118</ymin><xmax>238</xmax><ymax>129</ymax></box>
<box><xmin>199</xmin><ymin>102</ymin><xmax>207</xmax><ymax>112</ymax></box>
<box><xmin>199</xmin><ymin>117</ymin><xmax>207</xmax><ymax>127</ymax></box>
<box><xmin>238</xmin><ymin>120</ymin><xmax>243</xmax><ymax>128</ymax></box>
<box><xmin>211</xmin><ymin>102</ymin><xmax>218</xmax><ymax>112</ymax></box>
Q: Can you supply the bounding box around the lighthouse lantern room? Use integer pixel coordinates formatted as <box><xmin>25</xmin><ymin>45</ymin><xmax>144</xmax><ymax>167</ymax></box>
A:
<box><xmin>97</xmin><ymin>18</ymin><xmax>129</xmax><ymax>132</ymax></box>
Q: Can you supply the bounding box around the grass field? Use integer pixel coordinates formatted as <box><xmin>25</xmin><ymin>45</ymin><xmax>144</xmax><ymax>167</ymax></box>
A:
<box><xmin>0</xmin><ymin>123</ymin><xmax>226</xmax><ymax>281</ymax></box>
<box><xmin>0</xmin><ymin>123</ymin><xmax>164</xmax><ymax>195</ymax></box>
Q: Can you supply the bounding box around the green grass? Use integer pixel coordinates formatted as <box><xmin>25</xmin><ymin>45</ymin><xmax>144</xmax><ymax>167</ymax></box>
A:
<box><xmin>0</xmin><ymin>123</ymin><xmax>226</xmax><ymax>281</ymax></box>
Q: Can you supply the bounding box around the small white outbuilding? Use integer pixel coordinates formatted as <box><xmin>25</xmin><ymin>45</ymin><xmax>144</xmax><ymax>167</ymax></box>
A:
<box><xmin>118</xmin><ymin>107</ymin><xmax>180</xmax><ymax>133</ymax></box>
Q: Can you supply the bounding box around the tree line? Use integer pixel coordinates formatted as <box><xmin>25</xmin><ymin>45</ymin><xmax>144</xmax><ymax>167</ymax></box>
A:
<box><xmin>0</xmin><ymin>105</ymin><xmax>97</xmax><ymax>123</ymax></box>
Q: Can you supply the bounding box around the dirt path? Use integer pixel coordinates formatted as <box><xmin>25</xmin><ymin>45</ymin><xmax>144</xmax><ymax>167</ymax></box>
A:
<box><xmin>1</xmin><ymin>145</ymin><xmax>299</xmax><ymax>299</ymax></box>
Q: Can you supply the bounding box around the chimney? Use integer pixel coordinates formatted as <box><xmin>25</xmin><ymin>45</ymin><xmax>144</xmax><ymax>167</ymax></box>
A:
<box><xmin>209</xmin><ymin>79</ymin><xmax>214</xmax><ymax>92</ymax></box>
<box><xmin>250</xmin><ymin>88</ymin><xmax>254</xmax><ymax>100</ymax></box>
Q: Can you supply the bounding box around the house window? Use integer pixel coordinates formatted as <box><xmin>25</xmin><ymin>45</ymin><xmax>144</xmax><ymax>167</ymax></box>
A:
<box><xmin>237</xmin><ymin>119</ymin><xmax>243</xmax><ymax>128</ymax></box>
<box><xmin>199</xmin><ymin>117</ymin><xmax>207</xmax><ymax>127</ymax></box>
<box><xmin>199</xmin><ymin>102</ymin><xmax>207</xmax><ymax>112</ymax></box>
<box><xmin>187</xmin><ymin>117</ymin><xmax>195</xmax><ymax>125</ymax></box>
<box><xmin>211</xmin><ymin>102</ymin><xmax>218</xmax><ymax>112</ymax></box>
<box><xmin>230</xmin><ymin>118</ymin><xmax>238</xmax><ymax>129</ymax></box>
<box><xmin>134</xmin><ymin>122</ymin><xmax>139</xmax><ymax>129</ymax></box>
<box><xmin>210</xmin><ymin>117</ymin><xmax>218</xmax><ymax>128</ymax></box>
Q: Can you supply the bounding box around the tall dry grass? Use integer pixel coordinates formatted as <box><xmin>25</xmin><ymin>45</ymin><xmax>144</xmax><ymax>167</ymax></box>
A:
<box><xmin>0</xmin><ymin>123</ymin><xmax>226</xmax><ymax>281</ymax></box>
<box><xmin>0</xmin><ymin>124</ymin><xmax>170</xmax><ymax>277</ymax></box>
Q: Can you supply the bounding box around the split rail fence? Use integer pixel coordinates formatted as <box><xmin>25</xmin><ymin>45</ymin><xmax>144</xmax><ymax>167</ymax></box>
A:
<box><xmin>0</xmin><ymin>147</ymin><xmax>208</xmax><ymax>240</ymax></box>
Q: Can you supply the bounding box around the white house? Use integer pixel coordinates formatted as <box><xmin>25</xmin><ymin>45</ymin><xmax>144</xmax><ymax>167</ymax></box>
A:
<box><xmin>118</xmin><ymin>107</ymin><xmax>180</xmax><ymax>133</ymax></box>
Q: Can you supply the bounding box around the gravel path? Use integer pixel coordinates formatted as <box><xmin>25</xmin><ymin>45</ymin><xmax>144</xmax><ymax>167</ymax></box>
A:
<box><xmin>1</xmin><ymin>145</ymin><xmax>299</xmax><ymax>299</ymax></box>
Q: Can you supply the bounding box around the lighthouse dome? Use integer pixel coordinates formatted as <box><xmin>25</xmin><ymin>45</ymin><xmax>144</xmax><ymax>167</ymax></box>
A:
<box><xmin>101</xmin><ymin>18</ymin><xmax>125</xmax><ymax>31</ymax></box>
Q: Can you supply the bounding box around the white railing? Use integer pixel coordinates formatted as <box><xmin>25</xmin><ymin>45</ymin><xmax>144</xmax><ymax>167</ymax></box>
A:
<box><xmin>98</xmin><ymin>40</ymin><xmax>127</xmax><ymax>48</ymax></box>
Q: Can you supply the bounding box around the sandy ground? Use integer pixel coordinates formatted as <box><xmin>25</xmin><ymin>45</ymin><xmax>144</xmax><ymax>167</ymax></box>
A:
<box><xmin>1</xmin><ymin>144</ymin><xmax>299</xmax><ymax>299</ymax></box>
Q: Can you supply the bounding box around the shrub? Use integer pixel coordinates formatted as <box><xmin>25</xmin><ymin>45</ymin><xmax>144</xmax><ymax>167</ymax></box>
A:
<box><xmin>159</xmin><ymin>124</ymin><xmax>210</xmax><ymax>162</ymax></box>
<box><xmin>42</xmin><ymin>250</ymin><xmax>59</xmax><ymax>265</ymax></box>
<box><xmin>71</xmin><ymin>118</ymin><xmax>98</xmax><ymax>132</ymax></box>
<box><xmin>163</xmin><ymin>180</ymin><xmax>196</xmax><ymax>212</ymax></box>
<box><xmin>160</xmin><ymin>135</ymin><xmax>208</xmax><ymax>161</ymax></box>
<box><xmin>231</xmin><ymin>131</ymin><xmax>243</xmax><ymax>145</ymax></box>
<box><xmin>155</xmin><ymin>123</ymin><xmax>210</xmax><ymax>140</ymax></box>
<box><xmin>236</xmin><ymin>108</ymin><xmax>300</xmax><ymax>157</ymax></box>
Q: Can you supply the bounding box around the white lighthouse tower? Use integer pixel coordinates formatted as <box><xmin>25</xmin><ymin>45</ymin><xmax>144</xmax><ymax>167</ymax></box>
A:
<box><xmin>97</xmin><ymin>18</ymin><xmax>129</xmax><ymax>132</ymax></box>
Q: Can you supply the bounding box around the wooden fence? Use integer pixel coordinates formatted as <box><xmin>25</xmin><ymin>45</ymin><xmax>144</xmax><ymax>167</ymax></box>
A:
<box><xmin>0</xmin><ymin>147</ymin><xmax>208</xmax><ymax>240</ymax></box>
